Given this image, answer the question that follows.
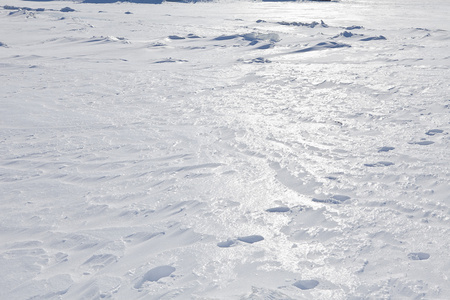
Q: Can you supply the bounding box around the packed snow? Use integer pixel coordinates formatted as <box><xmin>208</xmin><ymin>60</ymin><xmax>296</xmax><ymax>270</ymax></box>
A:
<box><xmin>1</xmin><ymin>0</ymin><xmax>449</xmax><ymax>299</ymax></box>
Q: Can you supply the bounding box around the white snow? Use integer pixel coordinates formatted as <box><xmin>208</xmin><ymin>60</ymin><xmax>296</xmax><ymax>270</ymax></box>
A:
<box><xmin>1</xmin><ymin>0</ymin><xmax>449</xmax><ymax>299</ymax></box>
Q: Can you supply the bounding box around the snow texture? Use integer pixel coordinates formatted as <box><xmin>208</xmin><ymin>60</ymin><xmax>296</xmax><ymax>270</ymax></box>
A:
<box><xmin>1</xmin><ymin>0</ymin><xmax>449</xmax><ymax>299</ymax></box>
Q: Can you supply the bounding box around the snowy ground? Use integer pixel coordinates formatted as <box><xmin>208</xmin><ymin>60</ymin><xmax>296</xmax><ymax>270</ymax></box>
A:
<box><xmin>1</xmin><ymin>0</ymin><xmax>449</xmax><ymax>299</ymax></box>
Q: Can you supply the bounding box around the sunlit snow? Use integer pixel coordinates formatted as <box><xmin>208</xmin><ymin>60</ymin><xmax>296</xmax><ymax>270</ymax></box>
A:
<box><xmin>1</xmin><ymin>0</ymin><xmax>449</xmax><ymax>299</ymax></box>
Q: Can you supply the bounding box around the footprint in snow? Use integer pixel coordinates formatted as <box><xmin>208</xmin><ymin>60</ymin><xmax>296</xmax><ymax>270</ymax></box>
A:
<box><xmin>217</xmin><ymin>235</ymin><xmax>264</xmax><ymax>248</ymax></box>
<box><xmin>266</xmin><ymin>206</ymin><xmax>290</xmax><ymax>213</ymax></box>
<box><xmin>364</xmin><ymin>161</ymin><xmax>394</xmax><ymax>167</ymax></box>
<box><xmin>425</xmin><ymin>129</ymin><xmax>443</xmax><ymax>136</ymax></box>
<box><xmin>217</xmin><ymin>239</ymin><xmax>237</xmax><ymax>248</ymax></box>
<box><xmin>238</xmin><ymin>235</ymin><xmax>264</xmax><ymax>244</ymax></box>
<box><xmin>134</xmin><ymin>265</ymin><xmax>176</xmax><ymax>288</ymax></box>
<box><xmin>409</xmin><ymin>141</ymin><xmax>434</xmax><ymax>145</ymax></box>
<box><xmin>407</xmin><ymin>252</ymin><xmax>430</xmax><ymax>261</ymax></box>
<box><xmin>293</xmin><ymin>279</ymin><xmax>319</xmax><ymax>290</ymax></box>
<box><xmin>378</xmin><ymin>146</ymin><xmax>395</xmax><ymax>152</ymax></box>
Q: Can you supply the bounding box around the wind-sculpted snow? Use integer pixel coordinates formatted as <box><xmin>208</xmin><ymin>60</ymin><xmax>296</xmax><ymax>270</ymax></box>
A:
<box><xmin>1</xmin><ymin>0</ymin><xmax>449</xmax><ymax>299</ymax></box>
<box><xmin>134</xmin><ymin>265</ymin><xmax>176</xmax><ymax>288</ymax></box>
<box><xmin>278</xmin><ymin>20</ymin><xmax>329</xmax><ymax>28</ymax></box>
<box><xmin>291</xmin><ymin>41</ymin><xmax>351</xmax><ymax>53</ymax></box>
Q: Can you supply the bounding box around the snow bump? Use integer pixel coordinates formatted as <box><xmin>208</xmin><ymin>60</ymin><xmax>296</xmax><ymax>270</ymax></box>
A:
<box><xmin>134</xmin><ymin>266</ymin><xmax>176</xmax><ymax>288</ymax></box>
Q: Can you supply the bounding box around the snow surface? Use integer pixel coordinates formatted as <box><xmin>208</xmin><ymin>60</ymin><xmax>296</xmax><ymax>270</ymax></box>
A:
<box><xmin>1</xmin><ymin>0</ymin><xmax>449</xmax><ymax>299</ymax></box>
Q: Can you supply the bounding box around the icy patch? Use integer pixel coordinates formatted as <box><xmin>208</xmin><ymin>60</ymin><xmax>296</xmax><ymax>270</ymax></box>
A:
<box><xmin>407</xmin><ymin>252</ymin><xmax>430</xmax><ymax>261</ymax></box>
<box><xmin>134</xmin><ymin>266</ymin><xmax>176</xmax><ymax>288</ymax></box>
<box><xmin>293</xmin><ymin>279</ymin><xmax>319</xmax><ymax>290</ymax></box>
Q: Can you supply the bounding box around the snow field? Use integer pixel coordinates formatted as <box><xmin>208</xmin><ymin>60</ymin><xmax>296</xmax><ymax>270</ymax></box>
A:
<box><xmin>1</xmin><ymin>0</ymin><xmax>449</xmax><ymax>299</ymax></box>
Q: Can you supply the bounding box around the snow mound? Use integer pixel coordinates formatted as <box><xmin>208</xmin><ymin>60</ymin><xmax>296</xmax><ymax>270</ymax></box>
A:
<box><xmin>134</xmin><ymin>266</ymin><xmax>176</xmax><ymax>288</ymax></box>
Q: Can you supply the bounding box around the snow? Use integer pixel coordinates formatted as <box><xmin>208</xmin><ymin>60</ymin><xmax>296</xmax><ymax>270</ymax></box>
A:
<box><xmin>0</xmin><ymin>0</ymin><xmax>449</xmax><ymax>299</ymax></box>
